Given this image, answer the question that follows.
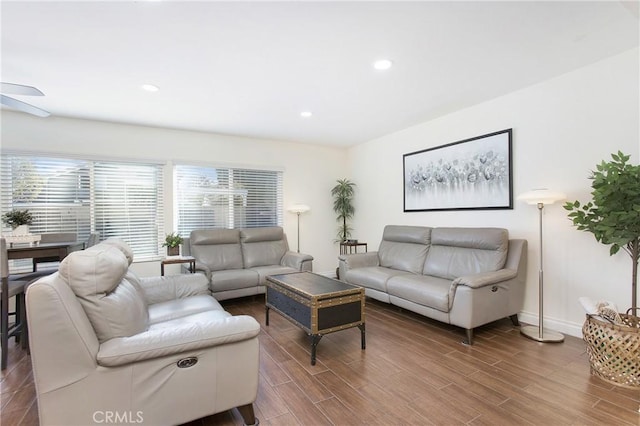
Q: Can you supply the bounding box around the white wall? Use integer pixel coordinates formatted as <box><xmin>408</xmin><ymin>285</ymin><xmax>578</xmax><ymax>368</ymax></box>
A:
<box><xmin>0</xmin><ymin>113</ymin><xmax>347</xmax><ymax>276</ymax></box>
<box><xmin>2</xmin><ymin>48</ymin><xmax>637</xmax><ymax>337</ymax></box>
<box><xmin>347</xmin><ymin>48</ymin><xmax>639</xmax><ymax>337</ymax></box>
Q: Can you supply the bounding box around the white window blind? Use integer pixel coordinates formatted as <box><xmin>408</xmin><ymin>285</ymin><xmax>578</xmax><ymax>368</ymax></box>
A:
<box><xmin>1</xmin><ymin>154</ymin><xmax>164</xmax><ymax>261</ymax></box>
<box><xmin>175</xmin><ymin>164</ymin><xmax>283</xmax><ymax>236</ymax></box>
<box><xmin>93</xmin><ymin>161</ymin><xmax>164</xmax><ymax>259</ymax></box>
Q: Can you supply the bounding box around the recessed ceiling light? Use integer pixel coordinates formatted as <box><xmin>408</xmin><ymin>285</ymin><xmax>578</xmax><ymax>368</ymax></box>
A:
<box><xmin>373</xmin><ymin>59</ymin><xmax>393</xmax><ymax>70</ymax></box>
<box><xmin>300</xmin><ymin>111</ymin><xmax>312</xmax><ymax>118</ymax></box>
<box><xmin>141</xmin><ymin>84</ymin><xmax>159</xmax><ymax>92</ymax></box>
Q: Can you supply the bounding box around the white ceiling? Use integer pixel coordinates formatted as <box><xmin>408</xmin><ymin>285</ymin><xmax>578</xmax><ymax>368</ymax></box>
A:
<box><xmin>1</xmin><ymin>1</ymin><xmax>638</xmax><ymax>147</ymax></box>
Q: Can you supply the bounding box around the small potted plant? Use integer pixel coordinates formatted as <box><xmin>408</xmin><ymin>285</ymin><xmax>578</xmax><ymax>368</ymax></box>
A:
<box><xmin>163</xmin><ymin>232</ymin><xmax>183</xmax><ymax>256</ymax></box>
<box><xmin>564</xmin><ymin>150</ymin><xmax>640</xmax><ymax>388</ymax></box>
<box><xmin>2</xmin><ymin>209</ymin><xmax>34</xmax><ymax>235</ymax></box>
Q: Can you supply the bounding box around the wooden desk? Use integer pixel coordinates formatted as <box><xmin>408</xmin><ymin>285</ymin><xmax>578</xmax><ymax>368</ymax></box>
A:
<box><xmin>7</xmin><ymin>241</ymin><xmax>84</xmax><ymax>262</ymax></box>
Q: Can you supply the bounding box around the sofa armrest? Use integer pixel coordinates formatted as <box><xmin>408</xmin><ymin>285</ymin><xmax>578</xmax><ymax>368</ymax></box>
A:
<box><xmin>139</xmin><ymin>274</ymin><xmax>210</xmax><ymax>305</ymax></box>
<box><xmin>193</xmin><ymin>261</ymin><xmax>212</xmax><ymax>280</ymax></box>
<box><xmin>448</xmin><ymin>269</ymin><xmax>518</xmax><ymax>311</ymax></box>
<box><xmin>338</xmin><ymin>252</ymin><xmax>380</xmax><ymax>281</ymax></box>
<box><xmin>281</xmin><ymin>251</ymin><xmax>313</xmax><ymax>271</ymax></box>
<box><xmin>338</xmin><ymin>252</ymin><xmax>380</xmax><ymax>269</ymax></box>
<box><xmin>97</xmin><ymin>315</ymin><xmax>260</xmax><ymax>367</ymax></box>
<box><xmin>449</xmin><ymin>238</ymin><xmax>528</xmax><ymax>313</ymax></box>
<box><xmin>453</xmin><ymin>269</ymin><xmax>518</xmax><ymax>289</ymax></box>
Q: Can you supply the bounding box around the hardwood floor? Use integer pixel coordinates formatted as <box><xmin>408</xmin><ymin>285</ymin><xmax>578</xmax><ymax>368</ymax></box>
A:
<box><xmin>2</xmin><ymin>295</ymin><xmax>639</xmax><ymax>425</ymax></box>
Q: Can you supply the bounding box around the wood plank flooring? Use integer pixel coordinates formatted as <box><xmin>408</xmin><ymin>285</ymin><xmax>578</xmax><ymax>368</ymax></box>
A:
<box><xmin>2</xmin><ymin>296</ymin><xmax>638</xmax><ymax>425</ymax></box>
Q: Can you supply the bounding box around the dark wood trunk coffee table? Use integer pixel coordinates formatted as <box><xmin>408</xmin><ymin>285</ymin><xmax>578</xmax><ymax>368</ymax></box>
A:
<box><xmin>265</xmin><ymin>272</ymin><xmax>365</xmax><ymax>365</ymax></box>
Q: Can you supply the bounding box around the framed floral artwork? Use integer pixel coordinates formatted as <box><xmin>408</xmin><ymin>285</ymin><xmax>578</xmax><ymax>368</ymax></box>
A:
<box><xmin>403</xmin><ymin>129</ymin><xmax>513</xmax><ymax>211</ymax></box>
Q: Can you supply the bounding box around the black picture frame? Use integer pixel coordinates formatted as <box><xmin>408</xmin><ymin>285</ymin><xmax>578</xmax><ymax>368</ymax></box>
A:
<box><xmin>403</xmin><ymin>129</ymin><xmax>513</xmax><ymax>212</ymax></box>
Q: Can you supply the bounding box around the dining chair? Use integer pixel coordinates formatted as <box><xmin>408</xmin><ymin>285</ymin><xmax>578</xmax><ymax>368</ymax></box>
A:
<box><xmin>1</xmin><ymin>238</ymin><xmax>31</xmax><ymax>370</ymax></box>
<box><xmin>32</xmin><ymin>232</ymin><xmax>78</xmax><ymax>272</ymax></box>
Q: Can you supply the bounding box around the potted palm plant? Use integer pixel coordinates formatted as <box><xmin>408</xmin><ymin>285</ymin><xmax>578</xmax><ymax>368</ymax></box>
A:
<box><xmin>163</xmin><ymin>232</ymin><xmax>183</xmax><ymax>256</ymax></box>
<box><xmin>331</xmin><ymin>179</ymin><xmax>356</xmax><ymax>243</ymax></box>
<box><xmin>564</xmin><ymin>150</ymin><xmax>639</xmax><ymax>388</ymax></box>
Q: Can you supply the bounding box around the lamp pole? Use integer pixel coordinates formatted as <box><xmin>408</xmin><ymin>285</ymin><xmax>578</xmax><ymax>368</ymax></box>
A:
<box><xmin>295</xmin><ymin>211</ymin><xmax>301</xmax><ymax>253</ymax></box>
<box><xmin>536</xmin><ymin>202</ymin><xmax>546</xmax><ymax>340</ymax></box>
<box><xmin>518</xmin><ymin>189</ymin><xmax>565</xmax><ymax>343</ymax></box>
<box><xmin>287</xmin><ymin>204</ymin><xmax>310</xmax><ymax>253</ymax></box>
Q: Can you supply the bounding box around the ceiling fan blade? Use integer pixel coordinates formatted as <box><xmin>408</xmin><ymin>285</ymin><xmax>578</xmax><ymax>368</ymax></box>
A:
<box><xmin>0</xmin><ymin>95</ymin><xmax>50</xmax><ymax>117</ymax></box>
<box><xmin>0</xmin><ymin>82</ymin><xmax>44</xmax><ymax>96</ymax></box>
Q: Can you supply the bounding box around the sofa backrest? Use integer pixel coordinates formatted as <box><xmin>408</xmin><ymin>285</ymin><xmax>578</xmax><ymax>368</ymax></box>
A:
<box><xmin>100</xmin><ymin>237</ymin><xmax>134</xmax><ymax>265</ymax></box>
<box><xmin>378</xmin><ymin>225</ymin><xmax>432</xmax><ymax>274</ymax></box>
<box><xmin>190</xmin><ymin>229</ymin><xmax>243</xmax><ymax>271</ymax></box>
<box><xmin>27</xmin><ymin>272</ymin><xmax>101</xmax><ymax>392</ymax></box>
<box><xmin>423</xmin><ymin>227</ymin><xmax>509</xmax><ymax>280</ymax></box>
<box><xmin>58</xmin><ymin>240</ymin><xmax>149</xmax><ymax>343</ymax></box>
<box><xmin>241</xmin><ymin>227</ymin><xmax>288</xmax><ymax>268</ymax></box>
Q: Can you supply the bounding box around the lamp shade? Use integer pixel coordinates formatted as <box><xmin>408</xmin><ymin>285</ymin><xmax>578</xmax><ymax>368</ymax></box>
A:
<box><xmin>517</xmin><ymin>189</ymin><xmax>566</xmax><ymax>205</ymax></box>
<box><xmin>287</xmin><ymin>204</ymin><xmax>310</xmax><ymax>214</ymax></box>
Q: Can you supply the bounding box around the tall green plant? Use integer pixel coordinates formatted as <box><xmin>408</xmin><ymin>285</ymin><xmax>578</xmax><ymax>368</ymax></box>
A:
<box><xmin>331</xmin><ymin>179</ymin><xmax>356</xmax><ymax>242</ymax></box>
<box><xmin>564</xmin><ymin>151</ymin><xmax>640</xmax><ymax>311</ymax></box>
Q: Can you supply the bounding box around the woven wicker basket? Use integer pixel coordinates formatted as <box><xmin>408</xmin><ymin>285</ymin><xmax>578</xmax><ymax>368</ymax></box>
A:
<box><xmin>582</xmin><ymin>310</ymin><xmax>640</xmax><ymax>389</ymax></box>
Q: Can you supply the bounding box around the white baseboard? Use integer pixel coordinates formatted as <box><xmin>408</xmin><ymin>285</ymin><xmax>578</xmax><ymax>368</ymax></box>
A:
<box><xmin>518</xmin><ymin>311</ymin><xmax>584</xmax><ymax>339</ymax></box>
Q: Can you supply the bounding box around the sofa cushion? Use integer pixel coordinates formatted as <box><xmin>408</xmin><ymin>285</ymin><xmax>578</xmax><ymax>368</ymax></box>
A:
<box><xmin>387</xmin><ymin>274</ymin><xmax>452</xmax><ymax>312</ymax></box>
<box><xmin>423</xmin><ymin>228</ymin><xmax>508</xmax><ymax>280</ymax></box>
<box><xmin>249</xmin><ymin>265</ymin><xmax>299</xmax><ymax>285</ymax></box>
<box><xmin>59</xmin><ymin>243</ymin><xmax>148</xmax><ymax>343</ymax></box>
<box><xmin>345</xmin><ymin>266</ymin><xmax>410</xmax><ymax>293</ymax></box>
<box><xmin>240</xmin><ymin>227</ymin><xmax>288</xmax><ymax>268</ymax></box>
<box><xmin>148</xmin><ymin>294</ymin><xmax>226</xmax><ymax>324</ymax></box>
<box><xmin>378</xmin><ymin>225</ymin><xmax>431</xmax><ymax>274</ymax></box>
<box><xmin>210</xmin><ymin>269</ymin><xmax>259</xmax><ymax>292</ymax></box>
<box><xmin>190</xmin><ymin>229</ymin><xmax>243</xmax><ymax>271</ymax></box>
<box><xmin>138</xmin><ymin>273</ymin><xmax>209</xmax><ymax>305</ymax></box>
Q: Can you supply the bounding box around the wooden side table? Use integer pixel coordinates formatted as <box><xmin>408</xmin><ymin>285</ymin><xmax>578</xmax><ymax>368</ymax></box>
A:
<box><xmin>340</xmin><ymin>241</ymin><xmax>367</xmax><ymax>255</ymax></box>
<box><xmin>161</xmin><ymin>255</ymin><xmax>196</xmax><ymax>276</ymax></box>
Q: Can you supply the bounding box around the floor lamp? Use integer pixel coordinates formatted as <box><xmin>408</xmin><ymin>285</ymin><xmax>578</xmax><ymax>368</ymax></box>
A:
<box><xmin>517</xmin><ymin>189</ymin><xmax>566</xmax><ymax>343</ymax></box>
<box><xmin>287</xmin><ymin>204</ymin><xmax>310</xmax><ymax>253</ymax></box>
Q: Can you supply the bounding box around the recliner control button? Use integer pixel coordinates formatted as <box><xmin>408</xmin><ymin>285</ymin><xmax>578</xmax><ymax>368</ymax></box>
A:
<box><xmin>177</xmin><ymin>357</ymin><xmax>198</xmax><ymax>368</ymax></box>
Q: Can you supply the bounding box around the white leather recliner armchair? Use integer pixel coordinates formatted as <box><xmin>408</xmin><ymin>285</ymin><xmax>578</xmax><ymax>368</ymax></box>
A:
<box><xmin>26</xmin><ymin>239</ymin><xmax>260</xmax><ymax>426</ymax></box>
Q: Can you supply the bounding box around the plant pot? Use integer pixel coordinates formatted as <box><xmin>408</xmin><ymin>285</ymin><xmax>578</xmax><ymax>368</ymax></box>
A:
<box><xmin>582</xmin><ymin>310</ymin><xmax>640</xmax><ymax>389</ymax></box>
<box><xmin>12</xmin><ymin>225</ymin><xmax>30</xmax><ymax>236</ymax></box>
<box><xmin>167</xmin><ymin>246</ymin><xmax>180</xmax><ymax>256</ymax></box>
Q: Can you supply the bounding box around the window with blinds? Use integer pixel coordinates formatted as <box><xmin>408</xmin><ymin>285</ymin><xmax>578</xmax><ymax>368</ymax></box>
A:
<box><xmin>174</xmin><ymin>164</ymin><xmax>283</xmax><ymax>235</ymax></box>
<box><xmin>1</xmin><ymin>154</ymin><xmax>164</xmax><ymax>261</ymax></box>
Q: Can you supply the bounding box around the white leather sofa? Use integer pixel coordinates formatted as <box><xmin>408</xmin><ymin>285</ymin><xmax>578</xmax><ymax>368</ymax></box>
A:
<box><xmin>338</xmin><ymin>225</ymin><xmax>527</xmax><ymax>344</ymax></box>
<box><xmin>26</xmin><ymin>239</ymin><xmax>261</xmax><ymax>426</ymax></box>
<box><xmin>183</xmin><ymin>226</ymin><xmax>313</xmax><ymax>300</ymax></box>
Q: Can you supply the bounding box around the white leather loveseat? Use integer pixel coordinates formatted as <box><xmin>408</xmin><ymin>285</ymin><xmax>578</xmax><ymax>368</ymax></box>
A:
<box><xmin>26</xmin><ymin>239</ymin><xmax>260</xmax><ymax>426</ymax></box>
<box><xmin>338</xmin><ymin>225</ymin><xmax>527</xmax><ymax>344</ymax></box>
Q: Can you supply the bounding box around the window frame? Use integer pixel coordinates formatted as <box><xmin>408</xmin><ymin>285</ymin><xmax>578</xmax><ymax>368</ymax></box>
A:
<box><xmin>1</xmin><ymin>151</ymin><xmax>166</xmax><ymax>263</ymax></box>
<box><xmin>173</xmin><ymin>161</ymin><xmax>284</xmax><ymax>236</ymax></box>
